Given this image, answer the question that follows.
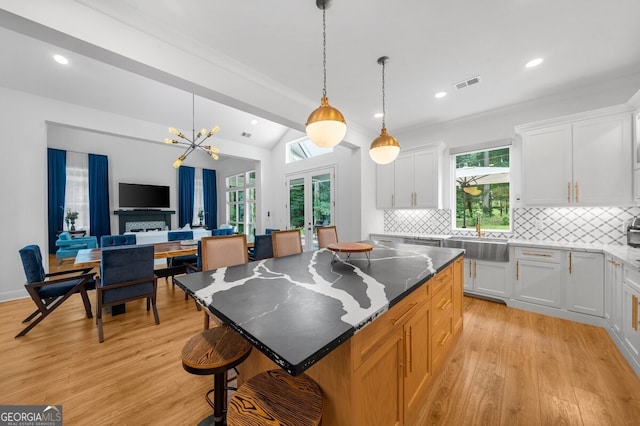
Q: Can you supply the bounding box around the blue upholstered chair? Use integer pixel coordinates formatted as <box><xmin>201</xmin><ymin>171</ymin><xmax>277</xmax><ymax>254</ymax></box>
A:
<box><xmin>211</xmin><ymin>228</ymin><xmax>234</xmax><ymax>236</ymax></box>
<box><xmin>55</xmin><ymin>232</ymin><xmax>98</xmax><ymax>264</ymax></box>
<box><xmin>16</xmin><ymin>245</ymin><xmax>96</xmax><ymax>338</ymax></box>
<box><xmin>96</xmin><ymin>245</ymin><xmax>159</xmax><ymax>343</ymax></box>
<box><xmin>167</xmin><ymin>230</ymin><xmax>197</xmax><ymax>267</ymax></box>
<box><xmin>100</xmin><ymin>234</ymin><xmax>137</xmax><ymax>247</ymax></box>
<box><xmin>248</xmin><ymin>234</ymin><xmax>273</xmax><ymax>261</ymax></box>
<box><xmin>265</xmin><ymin>228</ymin><xmax>279</xmax><ymax>235</ymax></box>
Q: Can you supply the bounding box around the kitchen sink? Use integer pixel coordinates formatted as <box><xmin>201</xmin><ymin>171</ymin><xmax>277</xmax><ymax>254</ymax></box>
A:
<box><xmin>442</xmin><ymin>237</ymin><xmax>509</xmax><ymax>262</ymax></box>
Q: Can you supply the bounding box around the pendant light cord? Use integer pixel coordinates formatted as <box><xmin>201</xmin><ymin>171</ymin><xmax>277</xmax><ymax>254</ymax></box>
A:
<box><xmin>381</xmin><ymin>60</ymin><xmax>386</xmax><ymax>128</ymax></box>
<box><xmin>322</xmin><ymin>5</ymin><xmax>327</xmax><ymax>98</ymax></box>
<box><xmin>192</xmin><ymin>93</ymin><xmax>196</xmax><ymax>143</ymax></box>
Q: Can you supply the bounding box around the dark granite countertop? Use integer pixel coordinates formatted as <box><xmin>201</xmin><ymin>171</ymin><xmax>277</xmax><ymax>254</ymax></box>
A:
<box><xmin>174</xmin><ymin>240</ymin><xmax>464</xmax><ymax>375</ymax></box>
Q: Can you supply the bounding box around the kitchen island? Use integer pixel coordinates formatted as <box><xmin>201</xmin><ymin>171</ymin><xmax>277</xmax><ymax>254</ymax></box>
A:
<box><xmin>175</xmin><ymin>241</ymin><xmax>464</xmax><ymax>425</ymax></box>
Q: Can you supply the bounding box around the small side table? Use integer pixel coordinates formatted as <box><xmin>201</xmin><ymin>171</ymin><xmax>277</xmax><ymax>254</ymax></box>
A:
<box><xmin>56</xmin><ymin>229</ymin><xmax>87</xmax><ymax>238</ymax></box>
<box><xmin>326</xmin><ymin>242</ymin><xmax>373</xmax><ymax>264</ymax></box>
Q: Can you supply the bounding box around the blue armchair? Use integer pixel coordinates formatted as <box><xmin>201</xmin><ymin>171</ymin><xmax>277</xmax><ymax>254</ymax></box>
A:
<box><xmin>100</xmin><ymin>234</ymin><xmax>137</xmax><ymax>247</ymax></box>
<box><xmin>55</xmin><ymin>232</ymin><xmax>98</xmax><ymax>264</ymax></box>
<box><xmin>96</xmin><ymin>245</ymin><xmax>159</xmax><ymax>342</ymax></box>
<box><xmin>248</xmin><ymin>234</ymin><xmax>273</xmax><ymax>261</ymax></box>
<box><xmin>17</xmin><ymin>244</ymin><xmax>96</xmax><ymax>337</ymax></box>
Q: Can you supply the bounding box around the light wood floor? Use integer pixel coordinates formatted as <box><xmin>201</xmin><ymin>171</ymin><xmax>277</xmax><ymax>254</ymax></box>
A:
<box><xmin>1</xmin><ymin>259</ymin><xmax>639</xmax><ymax>425</ymax></box>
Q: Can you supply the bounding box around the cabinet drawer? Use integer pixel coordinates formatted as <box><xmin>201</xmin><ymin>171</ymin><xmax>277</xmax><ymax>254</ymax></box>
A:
<box><xmin>515</xmin><ymin>247</ymin><xmax>562</xmax><ymax>263</ymax></box>
<box><xmin>431</xmin><ymin>312</ymin><xmax>453</xmax><ymax>367</ymax></box>
<box><xmin>432</xmin><ymin>281</ymin><xmax>453</xmax><ymax>326</ymax></box>
<box><xmin>624</xmin><ymin>267</ymin><xmax>640</xmax><ymax>293</ymax></box>
<box><xmin>429</xmin><ymin>264</ymin><xmax>453</xmax><ymax>298</ymax></box>
<box><xmin>352</xmin><ymin>286</ymin><xmax>425</xmax><ymax>371</ymax></box>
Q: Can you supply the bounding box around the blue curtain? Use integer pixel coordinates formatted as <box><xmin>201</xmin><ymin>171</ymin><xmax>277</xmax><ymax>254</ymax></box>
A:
<box><xmin>203</xmin><ymin>168</ymin><xmax>217</xmax><ymax>229</ymax></box>
<box><xmin>47</xmin><ymin>149</ymin><xmax>67</xmax><ymax>254</ymax></box>
<box><xmin>89</xmin><ymin>154</ymin><xmax>111</xmax><ymax>241</ymax></box>
<box><xmin>178</xmin><ymin>166</ymin><xmax>195</xmax><ymax>227</ymax></box>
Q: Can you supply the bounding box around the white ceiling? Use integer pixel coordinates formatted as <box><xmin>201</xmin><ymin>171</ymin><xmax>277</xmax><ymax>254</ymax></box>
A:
<box><xmin>1</xmin><ymin>0</ymin><xmax>640</xmax><ymax>152</ymax></box>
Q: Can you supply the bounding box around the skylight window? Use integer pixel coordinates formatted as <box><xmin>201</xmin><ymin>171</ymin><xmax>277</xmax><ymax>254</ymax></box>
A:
<box><xmin>286</xmin><ymin>137</ymin><xmax>333</xmax><ymax>163</ymax></box>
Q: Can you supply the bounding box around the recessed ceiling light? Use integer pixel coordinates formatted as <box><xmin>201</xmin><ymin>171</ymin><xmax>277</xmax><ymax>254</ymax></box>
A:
<box><xmin>374</xmin><ymin>112</ymin><xmax>384</xmax><ymax>118</ymax></box>
<box><xmin>435</xmin><ymin>92</ymin><xmax>447</xmax><ymax>98</ymax></box>
<box><xmin>526</xmin><ymin>57</ymin><xmax>543</xmax><ymax>68</ymax></box>
<box><xmin>53</xmin><ymin>54</ymin><xmax>68</xmax><ymax>65</ymax></box>
<box><xmin>250</xmin><ymin>119</ymin><xmax>258</xmax><ymax>125</ymax></box>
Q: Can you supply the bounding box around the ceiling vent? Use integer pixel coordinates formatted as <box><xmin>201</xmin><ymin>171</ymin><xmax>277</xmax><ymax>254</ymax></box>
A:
<box><xmin>241</xmin><ymin>132</ymin><xmax>252</xmax><ymax>138</ymax></box>
<box><xmin>454</xmin><ymin>75</ymin><xmax>481</xmax><ymax>90</ymax></box>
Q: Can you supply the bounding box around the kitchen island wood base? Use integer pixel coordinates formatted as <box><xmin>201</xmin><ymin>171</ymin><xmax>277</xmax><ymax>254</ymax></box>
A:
<box><xmin>239</xmin><ymin>257</ymin><xmax>464</xmax><ymax>426</ymax></box>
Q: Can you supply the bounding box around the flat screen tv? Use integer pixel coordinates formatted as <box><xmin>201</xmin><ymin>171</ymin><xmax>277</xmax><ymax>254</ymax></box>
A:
<box><xmin>119</xmin><ymin>182</ymin><xmax>170</xmax><ymax>209</ymax></box>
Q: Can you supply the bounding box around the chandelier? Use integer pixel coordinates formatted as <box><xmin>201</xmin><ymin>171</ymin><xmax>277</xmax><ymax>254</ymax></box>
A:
<box><xmin>164</xmin><ymin>94</ymin><xmax>220</xmax><ymax>168</ymax></box>
<box><xmin>305</xmin><ymin>0</ymin><xmax>347</xmax><ymax>148</ymax></box>
<box><xmin>369</xmin><ymin>56</ymin><xmax>400</xmax><ymax>164</ymax></box>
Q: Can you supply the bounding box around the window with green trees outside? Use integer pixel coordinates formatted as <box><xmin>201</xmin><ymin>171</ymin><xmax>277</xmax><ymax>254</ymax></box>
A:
<box><xmin>454</xmin><ymin>147</ymin><xmax>510</xmax><ymax>231</ymax></box>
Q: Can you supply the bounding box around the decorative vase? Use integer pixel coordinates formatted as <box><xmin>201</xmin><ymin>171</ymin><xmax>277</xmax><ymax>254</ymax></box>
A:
<box><xmin>70</xmin><ymin>221</ymin><xmax>76</xmax><ymax>231</ymax></box>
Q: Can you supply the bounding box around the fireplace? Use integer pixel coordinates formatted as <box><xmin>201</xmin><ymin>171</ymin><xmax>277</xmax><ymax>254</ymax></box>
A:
<box><xmin>114</xmin><ymin>210</ymin><xmax>175</xmax><ymax>234</ymax></box>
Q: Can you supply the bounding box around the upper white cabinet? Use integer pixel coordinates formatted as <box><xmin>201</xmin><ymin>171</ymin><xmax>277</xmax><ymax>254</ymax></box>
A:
<box><xmin>375</xmin><ymin>146</ymin><xmax>441</xmax><ymax>209</ymax></box>
<box><xmin>518</xmin><ymin>107</ymin><xmax>633</xmax><ymax>206</ymax></box>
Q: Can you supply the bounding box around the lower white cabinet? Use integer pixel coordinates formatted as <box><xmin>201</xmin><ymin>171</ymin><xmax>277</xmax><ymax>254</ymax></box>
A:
<box><xmin>622</xmin><ymin>278</ymin><xmax>640</xmax><ymax>370</ymax></box>
<box><xmin>463</xmin><ymin>259</ymin><xmax>510</xmax><ymax>298</ymax></box>
<box><xmin>605</xmin><ymin>256</ymin><xmax>624</xmax><ymax>338</ymax></box>
<box><xmin>565</xmin><ymin>251</ymin><xmax>604</xmax><ymax>317</ymax></box>
<box><xmin>513</xmin><ymin>247</ymin><xmax>563</xmax><ymax>308</ymax></box>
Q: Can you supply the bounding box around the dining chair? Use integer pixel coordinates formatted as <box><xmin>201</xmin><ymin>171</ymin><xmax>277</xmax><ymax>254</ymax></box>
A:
<box><xmin>316</xmin><ymin>225</ymin><xmax>338</xmax><ymax>249</ymax></box>
<box><xmin>271</xmin><ymin>230</ymin><xmax>303</xmax><ymax>258</ymax></box>
<box><xmin>200</xmin><ymin>234</ymin><xmax>248</xmax><ymax>329</ymax></box>
<box><xmin>16</xmin><ymin>245</ymin><xmax>96</xmax><ymax>338</ymax></box>
<box><xmin>248</xmin><ymin>234</ymin><xmax>273</xmax><ymax>261</ymax></box>
<box><xmin>100</xmin><ymin>234</ymin><xmax>137</xmax><ymax>247</ymax></box>
<box><xmin>96</xmin><ymin>244</ymin><xmax>159</xmax><ymax>342</ymax></box>
<box><xmin>165</xmin><ymin>230</ymin><xmax>197</xmax><ymax>287</ymax></box>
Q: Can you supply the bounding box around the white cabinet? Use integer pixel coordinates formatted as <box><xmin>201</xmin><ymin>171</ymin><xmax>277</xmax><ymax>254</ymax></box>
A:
<box><xmin>375</xmin><ymin>164</ymin><xmax>395</xmax><ymax>209</ymax></box>
<box><xmin>565</xmin><ymin>251</ymin><xmax>604</xmax><ymax>317</ymax></box>
<box><xmin>513</xmin><ymin>247</ymin><xmax>563</xmax><ymax>308</ymax></box>
<box><xmin>605</xmin><ymin>256</ymin><xmax>623</xmax><ymax>338</ymax></box>
<box><xmin>519</xmin><ymin>110</ymin><xmax>632</xmax><ymax>206</ymax></box>
<box><xmin>463</xmin><ymin>259</ymin><xmax>510</xmax><ymax>298</ymax></box>
<box><xmin>622</xmin><ymin>268</ymin><xmax>640</xmax><ymax>370</ymax></box>
<box><xmin>375</xmin><ymin>146</ymin><xmax>440</xmax><ymax>209</ymax></box>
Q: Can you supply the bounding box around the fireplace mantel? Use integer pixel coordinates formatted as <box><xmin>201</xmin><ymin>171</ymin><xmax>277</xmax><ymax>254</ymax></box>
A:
<box><xmin>114</xmin><ymin>210</ymin><xmax>175</xmax><ymax>234</ymax></box>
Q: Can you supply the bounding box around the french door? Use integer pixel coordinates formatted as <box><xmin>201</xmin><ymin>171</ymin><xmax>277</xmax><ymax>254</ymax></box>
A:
<box><xmin>286</xmin><ymin>167</ymin><xmax>335</xmax><ymax>251</ymax></box>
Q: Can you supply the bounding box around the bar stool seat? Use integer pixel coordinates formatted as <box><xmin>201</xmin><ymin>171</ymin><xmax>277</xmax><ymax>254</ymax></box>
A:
<box><xmin>181</xmin><ymin>325</ymin><xmax>253</xmax><ymax>426</ymax></box>
<box><xmin>227</xmin><ymin>369</ymin><xmax>323</xmax><ymax>426</ymax></box>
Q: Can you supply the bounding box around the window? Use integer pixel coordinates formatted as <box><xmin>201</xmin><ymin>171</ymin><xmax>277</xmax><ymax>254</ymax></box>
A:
<box><xmin>453</xmin><ymin>147</ymin><xmax>510</xmax><ymax>231</ymax></box>
<box><xmin>286</xmin><ymin>137</ymin><xmax>333</xmax><ymax>163</ymax></box>
<box><xmin>193</xmin><ymin>169</ymin><xmax>204</xmax><ymax>226</ymax></box>
<box><xmin>64</xmin><ymin>151</ymin><xmax>90</xmax><ymax>232</ymax></box>
<box><xmin>226</xmin><ymin>171</ymin><xmax>256</xmax><ymax>240</ymax></box>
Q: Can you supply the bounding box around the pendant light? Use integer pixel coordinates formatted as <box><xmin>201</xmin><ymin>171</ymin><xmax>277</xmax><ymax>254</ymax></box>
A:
<box><xmin>369</xmin><ymin>56</ymin><xmax>400</xmax><ymax>164</ymax></box>
<box><xmin>305</xmin><ymin>0</ymin><xmax>347</xmax><ymax>148</ymax></box>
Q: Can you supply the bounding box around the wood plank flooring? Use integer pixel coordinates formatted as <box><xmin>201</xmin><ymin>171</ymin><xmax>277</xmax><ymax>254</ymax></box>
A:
<box><xmin>1</xmin><ymin>258</ymin><xmax>639</xmax><ymax>425</ymax></box>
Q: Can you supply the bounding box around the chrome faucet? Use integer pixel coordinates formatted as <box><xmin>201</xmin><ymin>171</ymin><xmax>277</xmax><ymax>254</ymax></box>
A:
<box><xmin>475</xmin><ymin>214</ymin><xmax>484</xmax><ymax>237</ymax></box>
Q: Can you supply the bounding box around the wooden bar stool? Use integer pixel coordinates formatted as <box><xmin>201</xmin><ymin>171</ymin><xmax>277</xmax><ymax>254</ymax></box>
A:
<box><xmin>181</xmin><ymin>326</ymin><xmax>253</xmax><ymax>426</ymax></box>
<box><xmin>227</xmin><ymin>369</ymin><xmax>323</xmax><ymax>426</ymax></box>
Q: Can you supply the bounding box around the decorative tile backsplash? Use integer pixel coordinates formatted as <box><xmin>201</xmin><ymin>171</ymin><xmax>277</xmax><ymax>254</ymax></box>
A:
<box><xmin>383</xmin><ymin>206</ymin><xmax>640</xmax><ymax>245</ymax></box>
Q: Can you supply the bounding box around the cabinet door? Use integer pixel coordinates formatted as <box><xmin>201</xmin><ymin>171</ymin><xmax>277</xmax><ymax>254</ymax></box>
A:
<box><xmin>413</xmin><ymin>149</ymin><xmax>438</xmax><ymax>208</ymax></box>
<box><xmin>353</xmin><ymin>329</ymin><xmax>403</xmax><ymax>426</ymax></box>
<box><xmin>376</xmin><ymin>163</ymin><xmax>395</xmax><ymax>209</ymax></box>
<box><xmin>572</xmin><ymin>113</ymin><xmax>632</xmax><ymax>205</ymax></box>
<box><xmin>622</xmin><ymin>284</ymin><xmax>640</xmax><ymax>369</ymax></box>
<box><xmin>605</xmin><ymin>257</ymin><xmax>622</xmax><ymax>332</ymax></box>
<box><xmin>452</xmin><ymin>258</ymin><xmax>464</xmax><ymax>334</ymax></box>
<box><xmin>475</xmin><ymin>260</ymin><xmax>510</xmax><ymax>297</ymax></box>
<box><xmin>393</xmin><ymin>154</ymin><xmax>414</xmax><ymax>208</ymax></box>
<box><xmin>404</xmin><ymin>302</ymin><xmax>431</xmax><ymax>417</ymax></box>
<box><xmin>462</xmin><ymin>258</ymin><xmax>474</xmax><ymax>291</ymax></box>
<box><xmin>515</xmin><ymin>259</ymin><xmax>563</xmax><ymax>308</ymax></box>
<box><xmin>522</xmin><ymin>124</ymin><xmax>573</xmax><ymax>206</ymax></box>
<box><xmin>566</xmin><ymin>251</ymin><xmax>604</xmax><ymax>317</ymax></box>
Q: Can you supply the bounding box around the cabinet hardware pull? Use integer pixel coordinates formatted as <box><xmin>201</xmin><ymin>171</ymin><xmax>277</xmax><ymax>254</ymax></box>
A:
<box><xmin>633</xmin><ymin>295</ymin><xmax>638</xmax><ymax>332</ymax></box>
<box><xmin>439</xmin><ymin>332</ymin><xmax>451</xmax><ymax>347</ymax></box>
<box><xmin>569</xmin><ymin>252</ymin><xmax>573</xmax><ymax>274</ymax></box>
<box><xmin>567</xmin><ymin>182</ymin><xmax>571</xmax><ymax>203</ymax></box>
<box><xmin>391</xmin><ymin>302</ymin><xmax>418</xmax><ymax>326</ymax></box>
<box><xmin>407</xmin><ymin>326</ymin><xmax>413</xmax><ymax>374</ymax></box>
<box><xmin>575</xmin><ymin>181</ymin><xmax>579</xmax><ymax>203</ymax></box>
<box><xmin>474</xmin><ymin>260</ymin><xmax>477</xmax><ymax>279</ymax></box>
<box><xmin>516</xmin><ymin>260</ymin><xmax>519</xmax><ymax>280</ymax></box>
<box><xmin>522</xmin><ymin>252</ymin><xmax>552</xmax><ymax>257</ymax></box>
<box><xmin>400</xmin><ymin>334</ymin><xmax>405</xmax><ymax>375</ymax></box>
<box><xmin>391</xmin><ymin>194</ymin><xmax>394</xmax><ymax>207</ymax></box>
<box><xmin>468</xmin><ymin>260</ymin><xmax>472</xmax><ymax>278</ymax></box>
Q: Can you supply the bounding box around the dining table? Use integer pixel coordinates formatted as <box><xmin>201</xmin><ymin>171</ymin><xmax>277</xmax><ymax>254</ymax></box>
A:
<box><xmin>74</xmin><ymin>240</ymin><xmax>199</xmax><ymax>268</ymax></box>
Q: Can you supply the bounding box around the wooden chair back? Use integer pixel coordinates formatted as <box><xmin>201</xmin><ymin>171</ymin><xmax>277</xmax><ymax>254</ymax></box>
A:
<box><xmin>316</xmin><ymin>226</ymin><xmax>338</xmax><ymax>249</ymax></box>
<box><xmin>271</xmin><ymin>230</ymin><xmax>303</xmax><ymax>258</ymax></box>
<box><xmin>201</xmin><ymin>234</ymin><xmax>248</xmax><ymax>270</ymax></box>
